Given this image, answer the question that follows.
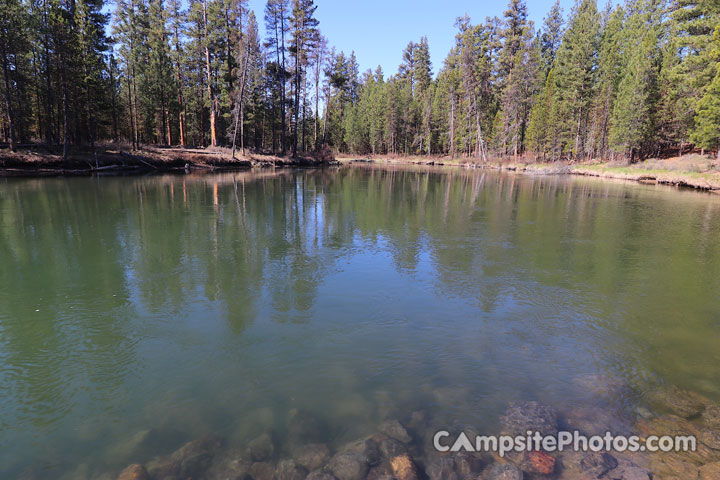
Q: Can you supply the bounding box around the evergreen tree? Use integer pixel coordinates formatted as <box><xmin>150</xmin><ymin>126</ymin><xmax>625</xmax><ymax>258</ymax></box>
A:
<box><xmin>691</xmin><ymin>26</ymin><xmax>720</xmax><ymax>159</ymax></box>
<box><xmin>539</xmin><ymin>0</ymin><xmax>564</xmax><ymax>76</ymax></box>
<box><xmin>588</xmin><ymin>3</ymin><xmax>624</xmax><ymax>158</ymax></box>
<box><xmin>549</xmin><ymin>0</ymin><xmax>600</xmax><ymax>158</ymax></box>
<box><xmin>265</xmin><ymin>0</ymin><xmax>289</xmax><ymax>154</ymax></box>
<box><xmin>289</xmin><ymin>0</ymin><xmax>319</xmax><ymax>155</ymax></box>
<box><xmin>609</xmin><ymin>0</ymin><xmax>662</xmax><ymax>160</ymax></box>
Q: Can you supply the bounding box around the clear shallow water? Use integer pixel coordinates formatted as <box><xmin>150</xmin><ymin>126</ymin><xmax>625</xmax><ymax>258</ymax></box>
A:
<box><xmin>1</xmin><ymin>166</ymin><xmax>720</xmax><ymax>478</ymax></box>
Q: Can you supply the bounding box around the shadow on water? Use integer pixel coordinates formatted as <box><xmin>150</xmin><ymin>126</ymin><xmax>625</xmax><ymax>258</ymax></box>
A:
<box><xmin>1</xmin><ymin>166</ymin><xmax>720</xmax><ymax>478</ymax></box>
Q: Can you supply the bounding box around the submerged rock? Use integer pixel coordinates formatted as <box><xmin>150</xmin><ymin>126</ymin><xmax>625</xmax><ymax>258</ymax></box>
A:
<box><xmin>703</xmin><ymin>405</ymin><xmax>720</xmax><ymax>430</ymax></box>
<box><xmin>452</xmin><ymin>451</ymin><xmax>483</xmax><ymax>478</ymax></box>
<box><xmin>389</xmin><ymin>454</ymin><xmax>419</xmax><ymax>480</ymax></box>
<box><xmin>339</xmin><ymin>437</ymin><xmax>381</xmax><ymax>466</ymax></box>
<box><xmin>378</xmin><ymin>420</ymin><xmax>412</xmax><ymax>443</ymax></box>
<box><xmin>407</xmin><ymin>411</ymin><xmax>427</xmax><ymax>434</ymax></box>
<box><xmin>564</xmin><ymin>406</ymin><xmax>634</xmax><ymax>437</ymax></box>
<box><xmin>147</xmin><ymin>433</ymin><xmax>222</xmax><ymax>480</ymax></box>
<box><xmin>573</xmin><ymin>374</ymin><xmax>627</xmax><ymax>399</ymax></box>
<box><xmin>248</xmin><ymin>433</ymin><xmax>275</xmax><ymax>462</ymax></box>
<box><xmin>649</xmin><ymin>385</ymin><xmax>706</xmax><ymax>418</ymax></box>
<box><xmin>701</xmin><ymin>428</ymin><xmax>720</xmax><ymax>450</ymax></box>
<box><xmin>249</xmin><ymin>461</ymin><xmax>276</xmax><ymax>480</ymax></box>
<box><xmin>306</xmin><ymin>470</ymin><xmax>337</xmax><ymax>480</ymax></box>
<box><xmin>293</xmin><ymin>443</ymin><xmax>330</xmax><ymax>471</ymax></box>
<box><xmin>636</xmin><ymin>414</ymin><xmax>700</xmax><ymax>438</ymax></box>
<box><xmin>483</xmin><ymin>462</ymin><xmax>523</xmax><ymax>480</ymax></box>
<box><xmin>578</xmin><ymin>452</ymin><xmax>618</xmax><ymax>478</ymax></box>
<box><xmin>699</xmin><ymin>462</ymin><xmax>720</xmax><ymax>480</ymax></box>
<box><xmin>371</xmin><ymin>433</ymin><xmax>408</xmax><ymax>459</ymax></box>
<box><xmin>500</xmin><ymin>401</ymin><xmax>558</xmax><ymax>436</ymax></box>
<box><xmin>117</xmin><ymin>464</ymin><xmax>149</xmax><ymax>480</ymax></box>
<box><xmin>424</xmin><ymin>456</ymin><xmax>458</xmax><ymax>480</ymax></box>
<box><xmin>275</xmin><ymin>459</ymin><xmax>308</xmax><ymax>480</ymax></box>
<box><xmin>205</xmin><ymin>451</ymin><xmax>252</xmax><ymax>480</ymax></box>
<box><xmin>327</xmin><ymin>453</ymin><xmax>369</xmax><ymax>480</ymax></box>
<box><xmin>519</xmin><ymin>451</ymin><xmax>555</xmax><ymax>475</ymax></box>
<box><xmin>609</xmin><ymin>466</ymin><xmax>651</xmax><ymax>480</ymax></box>
<box><xmin>287</xmin><ymin>409</ymin><xmax>325</xmax><ymax>444</ymax></box>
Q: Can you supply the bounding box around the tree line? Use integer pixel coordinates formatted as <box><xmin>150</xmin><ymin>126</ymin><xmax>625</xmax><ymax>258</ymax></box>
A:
<box><xmin>0</xmin><ymin>0</ymin><xmax>719</xmax><ymax>161</ymax></box>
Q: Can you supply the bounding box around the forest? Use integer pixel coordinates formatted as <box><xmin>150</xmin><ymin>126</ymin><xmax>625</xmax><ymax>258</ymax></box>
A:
<box><xmin>0</xmin><ymin>0</ymin><xmax>719</xmax><ymax>162</ymax></box>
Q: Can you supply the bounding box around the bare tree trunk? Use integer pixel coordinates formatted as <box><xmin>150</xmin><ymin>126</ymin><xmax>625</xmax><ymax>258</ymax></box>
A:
<box><xmin>293</xmin><ymin>34</ymin><xmax>301</xmax><ymax>157</ymax></box>
<box><xmin>1</xmin><ymin>43</ymin><xmax>16</xmax><ymax>152</ymax></box>
<box><xmin>204</xmin><ymin>0</ymin><xmax>217</xmax><ymax>146</ymax></box>
<box><xmin>174</xmin><ymin>21</ymin><xmax>186</xmax><ymax>146</ymax></box>
<box><xmin>232</xmin><ymin>34</ymin><xmax>251</xmax><ymax>158</ymax></box>
<box><xmin>62</xmin><ymin>66</ymin><xmax>69</xmax><ymax>160</ymax></box>
<box><xmin>313</xmin><ymin>41</ymin><xmax>322</xmax><ymax>151</ymax></box>
<box><xmin>127</xmin><ymin>72</ymin><xmax>136</xmax><ymax>150</ymax></box>
<box><xmin>109</xmin><ymin>56</ymin><xmax>119</xmax><ymax>142</ymax></box>
<box><xmin>449</xmin><ymin>90</ymin><xmax>455</xmax><ymax>159</ymax></box>
<box><xmin>278</xmin><ymin>6</ymin><xmax>287</xmax><ymax>155</ymax></box>
<box><xmin>322</xmin><ymin>85</ymin><xmax>330</xmax><ymax>147</ymax></box>
<box><xmin>132</xmin><ymin>63</ymin><xmax>140</xmax><ymax>147</ymax></box>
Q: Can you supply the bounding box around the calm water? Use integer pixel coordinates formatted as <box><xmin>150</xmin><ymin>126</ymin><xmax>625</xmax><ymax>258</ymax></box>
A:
<box><xmin>1</xmin><ymin>166</ymin><xmax>720</xmax><ymax>478</ymax></box>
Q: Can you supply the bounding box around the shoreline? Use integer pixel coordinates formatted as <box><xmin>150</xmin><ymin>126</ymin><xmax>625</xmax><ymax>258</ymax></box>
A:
<box><xmin>0</xmin><ymin>146</ymin><xmax>338</xmax><ymax>177</ymax></box>
<box><xmin>338</xmin><ymin>155</ymin><xmax>720</xmax><ymax>194</ymax></box>
<box><xmin>4</xmin><ymin>147</ymin><xmax>720</xmax><ymax>195</ymax></box>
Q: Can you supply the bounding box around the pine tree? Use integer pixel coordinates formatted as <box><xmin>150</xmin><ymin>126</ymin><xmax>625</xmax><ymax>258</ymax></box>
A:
<box><xmin>539</xmin><ymin>0</ymin><xmax>564</xmax><ymax>76</ymax></box>
<box><xmin>549</xmin><ymin>0</ymin><xmax>600</xmax><ymax>159</ymax></box>
<box><xmin>663</xmin><ymin>0</ymin><xmax>720</xmax><ymax>146</ymax></box>
<box><xmin>526</xmin><ymin>67</ymin><xmax>556</xmax><ymax>158</ymax></box>
<box><xmin>609</xmin><ymin>0</ymin><xmax>662</xmax><ymax>160</ymax></box>
<box><xmin>289</xmin><ymin>0</ymin><xmax>319</xmax><ymax>155</ymax></box>
<box><xmin>691</xmin><ymin>26</ymin><xmax>720</xmax><ymax>159</ymax></box>
<box><xmin>0</xmin><ymin>0</ymin><xmax>29</xmax><ymax>150</ymax></box>
<box><xmin>588</xmin><ymin>3</ymin><xmax>624</xmax><ymax>159</ymax></box>
<box><xmin>167</xmin><ymin>0</ymin><xmax>187</xmax><ymax>145</ymax></box>
<box><xmin>496</xmin><ymin>24</ymin><xmax>541</xmax><ymax>156</ymax></box>
<box><xmin>265</xmin><ymin>0</ymin><xmax>289</xmax><ymax>154</ymax></box>
<box><xmin>147</xmin><ymin>0</ymin><xmax>175</xmax><ymax>144</ymax></box>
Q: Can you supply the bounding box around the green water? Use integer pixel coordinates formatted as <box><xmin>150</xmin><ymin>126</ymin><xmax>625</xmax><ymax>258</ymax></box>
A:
<box><xmin>1</xmin><ymin>166</ymin><xmax>720</xmax><ymax>478</ymax></box>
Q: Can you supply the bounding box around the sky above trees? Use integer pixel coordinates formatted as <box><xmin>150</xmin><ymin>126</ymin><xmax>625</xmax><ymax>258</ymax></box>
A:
<box><xmin>245</xmin><ymin>0</ymin><xmax>573</xmax><ymax>75</ymax></box>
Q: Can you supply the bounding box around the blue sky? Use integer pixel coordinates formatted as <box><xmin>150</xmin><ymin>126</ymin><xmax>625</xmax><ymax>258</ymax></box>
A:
<box><xmin>246</xmin><ymin>0</ymin><xmax>573</xmax><ymax>77</ymax></box>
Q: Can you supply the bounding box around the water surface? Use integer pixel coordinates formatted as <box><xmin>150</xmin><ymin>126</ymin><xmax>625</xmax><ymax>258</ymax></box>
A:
<box><xmin>1</xmin><ymin>166</ymin><xmax>720</xmax><ymax>478</ymax></box>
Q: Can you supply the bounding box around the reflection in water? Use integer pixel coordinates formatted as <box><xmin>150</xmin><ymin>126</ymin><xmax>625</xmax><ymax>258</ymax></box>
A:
<box><xmin>1</xmin><ymin>166</ymin><xmax>720</xmax><ymax>477</ymax></box>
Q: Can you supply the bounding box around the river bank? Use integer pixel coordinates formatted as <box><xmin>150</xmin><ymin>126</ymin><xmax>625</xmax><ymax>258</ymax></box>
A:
<box><xmin>338</xmin><ymin>154</ymin><xmax>720</xmax><ymax>193</ymax></box>
<box><xmin>4</xmin><ymin>146</ymin><xmax>719</xmax><ymax>194</ymax></box>
<box><xmin>0</xmin><ymin>145</ymin><xmax>337</xmax><ymax>176</ymax></box>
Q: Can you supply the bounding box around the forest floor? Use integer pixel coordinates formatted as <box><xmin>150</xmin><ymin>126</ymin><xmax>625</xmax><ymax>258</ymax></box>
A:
<box><xmin>337</xmin><ymin>153</ymin><xmax>720</xmax><ymax>193</ymax></box>
<box><xmin>0</xmin><ymin>144</ymin><xmax>337</xmax><ymax>176</ymax></box>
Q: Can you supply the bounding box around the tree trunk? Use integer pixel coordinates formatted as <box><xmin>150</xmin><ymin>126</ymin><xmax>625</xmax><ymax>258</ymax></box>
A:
<box><xmin>109</xmin><ymin>57</ymin><xmax>119</xmax><ymax>142</ymax></box>
<box><xmin>174</xmin><ymin>22</ymin><xmax>186</xmax><ymax>146</ymax></box>
<box><xmin>127</xmin><ymin>72</ymin><xmax>136</xmax><ymax>150</ymax></box>
<box><xmin>132</xmin><ymin>63</ymin><xmax>140</xmax><ymax>148</ymax></box>
<box><xmin>314</xmin><ymin>42</ymin><xmax>321</xmax><ymax>151</ymax></box>
<box><xmin>293</xmin><ymin>34</ymin><xmax>300</xmax><ymax>157</ymax></box>
<box><xmin>204</xmin><ymin>0</ymin><xmax>217</xmax><ymax>146</ymax></box>
<box><xmin>232</xmin><ymin>34</ymin><xmax>251</xmax><ymax>158</ymax></box>
<box><xmin>280</xmin><ymin>5</ymin><xmax>287</xmax><ymax>155</ymax></box>
<box><xmin>449</xmin><ymin>91</ymin><xmax>455</xmax><ymax>159</ymax></box>
<box><xmin>1</xmin><ymin>42</ymin><xmax>16</xmax><ymax>152</ymax></box>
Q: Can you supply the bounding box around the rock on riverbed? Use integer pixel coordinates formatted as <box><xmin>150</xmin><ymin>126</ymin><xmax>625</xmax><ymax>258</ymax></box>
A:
<box><xmin>103</xmin><ymin>387</ymin><xmax>720</xmax><ymax>480</ymax></box>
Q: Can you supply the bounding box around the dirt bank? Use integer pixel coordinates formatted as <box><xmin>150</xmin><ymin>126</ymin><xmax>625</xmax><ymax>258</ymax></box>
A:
<box><xmin>338</xmin><ymin>154</ymin><xmax>720</xmax><ymax>193</ymax></box>
<box><xmin>0</xmin><ymin>145</ymin><xmax>338</xmax><ymax>176</ymax></box>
